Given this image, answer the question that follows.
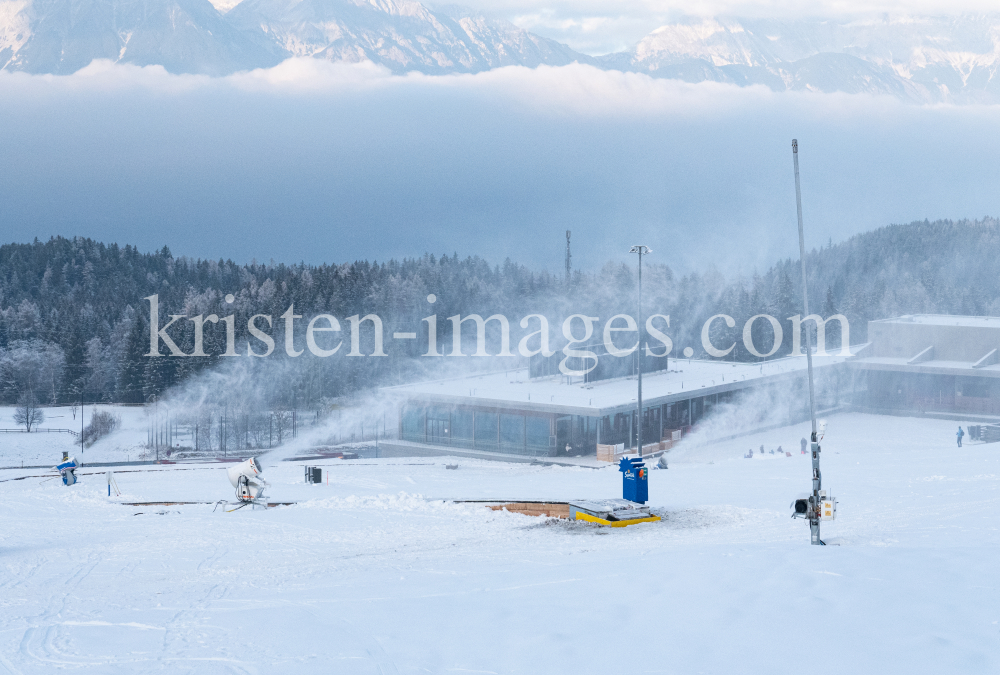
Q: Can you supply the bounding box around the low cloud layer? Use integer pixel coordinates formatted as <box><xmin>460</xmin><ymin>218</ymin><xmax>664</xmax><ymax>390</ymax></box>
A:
<box><xmin>1</xmin><ymin>58</ymin><xmax>998</xmax><ymax>275</ymax></box>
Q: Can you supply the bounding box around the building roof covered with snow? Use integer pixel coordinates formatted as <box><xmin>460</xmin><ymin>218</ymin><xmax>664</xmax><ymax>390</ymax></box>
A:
<box><xmin>856</xmin><ymin>314</ymin><xmax>1000</xmax><ymax>376</ymax></box>
<box><xmin>385</xmin><ymin>353</ymin><xmax>854</xmax><ymax>419</ymax></box>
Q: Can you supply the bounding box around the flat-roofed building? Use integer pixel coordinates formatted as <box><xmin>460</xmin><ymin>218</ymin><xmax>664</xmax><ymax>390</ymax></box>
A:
<box><xmin>381</xmin><ymin>351</ymin><xmax>855</xmax><ymax>460</ymax></box>
<box><xmin>851</xmin><ymin>314</ymin><xmax>1000</xmax><ymax>416</ymax></box>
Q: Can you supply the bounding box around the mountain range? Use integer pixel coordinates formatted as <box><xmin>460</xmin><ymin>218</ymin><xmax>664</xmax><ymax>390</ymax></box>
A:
<box><xmin>600</xmin><ymin>15</ymin><xmax>1000</xmax><ymax>103</ymax></box>
<box><xmin>2</xmin><ymin>2</ymin><xmax>999</xmax><ymax>102</ymax></box>
<box><xmin>0</xmin><ymin>0</ymin><xmax>585</xmax><ymax>76</ymax></box>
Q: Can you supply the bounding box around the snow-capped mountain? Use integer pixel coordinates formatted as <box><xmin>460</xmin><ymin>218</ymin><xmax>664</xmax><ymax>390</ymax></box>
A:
<box><xmin>0</xmin><ymin>0</ymin><xmax>587</xmax><ymax>75</ymax></box>
<box><xmin>599</xmin><ymin>15</ymin><xmax>1000</xmax><ymax>102</ymax></box>
<box><xmin>0</xmin><ymin>0</ymin><xmax>284</xmax><ymax>75</ymax></box>
<box><xmin>224</xmin><ymin>0</ymin><xmax>587</xmax><ymax>73</ymax></box>
<box><xmin>2</xmin><ymin>3</ymin><xmax>999</xmax><ymax>103</ymax></box>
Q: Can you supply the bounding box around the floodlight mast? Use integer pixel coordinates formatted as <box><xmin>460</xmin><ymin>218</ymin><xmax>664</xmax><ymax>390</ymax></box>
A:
<box><xmin>792</xmin><ymin>139</ymin><xmax>823</xmax><ymax>546</ymax></box>
<box><xmin>630</xmin><ymin>245</ymin><xmax>651</xmax><ymax>458</ymax></box>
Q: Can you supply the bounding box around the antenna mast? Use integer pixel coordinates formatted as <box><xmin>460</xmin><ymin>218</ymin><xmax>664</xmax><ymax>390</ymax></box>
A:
<box><xmin>565</xmin><ymin>230</ymin><xmax>572</xmax><ymax>285</ymax></box>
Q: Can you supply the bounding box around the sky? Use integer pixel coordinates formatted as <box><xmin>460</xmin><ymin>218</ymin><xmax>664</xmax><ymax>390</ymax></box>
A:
<box><xmin>2</xmin><ymin>3</ymin><xmax>1000</xmax><ymax>275</ymax></box>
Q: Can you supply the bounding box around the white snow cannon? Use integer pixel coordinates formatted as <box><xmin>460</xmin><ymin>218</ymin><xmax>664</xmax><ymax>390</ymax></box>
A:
<box><xmin>226</xmin><ymin>457</ymin><xmax>267</xmax><ymax>503</ymax></box>
<box><xmin>55</xmin><ymin>451</ymin><xmax>80</xmax><ymax>486</ymax></box>
<box><xmin>791</xmin><ymin>491</ymin><xmax>837</xmax><ymax>522</ymax></box>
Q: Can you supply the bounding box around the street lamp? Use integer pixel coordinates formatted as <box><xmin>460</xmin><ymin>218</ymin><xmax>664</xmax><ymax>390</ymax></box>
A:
<box><xmin>630</xmin><ymin>245</ymin><xmax>651</xmax><ymax>457</ymax></box>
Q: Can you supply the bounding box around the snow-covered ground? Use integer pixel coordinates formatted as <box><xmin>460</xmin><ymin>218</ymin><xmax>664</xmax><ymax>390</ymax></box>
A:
<box><xmin>0</xmin><ymin>406</ymin><xmax>150</xmax><ymax>467</ymax></box>
<box><xmin>1</xmin><ymin>412</ymin><xmax>998</xmax><ymax>673</ymax></box>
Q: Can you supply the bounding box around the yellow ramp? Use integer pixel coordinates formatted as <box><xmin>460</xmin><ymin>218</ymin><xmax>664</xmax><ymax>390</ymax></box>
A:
<box><xmin>574</xmin><ymin>512</ymin><xmax>661</xmax><ymax>527</ymax></box>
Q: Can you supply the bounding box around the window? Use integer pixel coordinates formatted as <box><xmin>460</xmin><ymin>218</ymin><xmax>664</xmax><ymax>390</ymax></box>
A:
<box><xmin>451</xmin><ymin>409</ymin><xmax>474</xmax><ymax>448</ymax></box>
<box><xmin>525</xmin><ymin>416</ymin><xmax>551</xmax><ymax>456</ymax></box>
<box><xmin>500</xmin><ymin>414</ymin><xmax>524</xmax><ymax>453</ymax></box>
<box><xmin>427</xmin><ymin>407</ymin><xmax>450</xmax><ymax>443</ymax></box>
<box><xmin>401</xmin><ymin>406</ymin><xmax>424</xmax><ymax>442</ymax></box>
<box><xmin>474</xmin><ymin>412</ymin><xmax>498</xmax><ymax>450</ymax></box>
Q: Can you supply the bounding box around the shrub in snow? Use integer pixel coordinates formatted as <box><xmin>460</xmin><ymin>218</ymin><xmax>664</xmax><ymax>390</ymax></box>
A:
<box><xmin>83</xmin><ymin>410</ymin><xmax>121</xmax><ymax>446</ymax></box>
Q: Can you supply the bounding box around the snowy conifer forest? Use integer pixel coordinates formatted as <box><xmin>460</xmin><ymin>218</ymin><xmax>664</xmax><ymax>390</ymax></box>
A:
<box><xmin>1</xmin><ymin>216</ymin><xmax>997</xmax><ymax>406</ymax></box>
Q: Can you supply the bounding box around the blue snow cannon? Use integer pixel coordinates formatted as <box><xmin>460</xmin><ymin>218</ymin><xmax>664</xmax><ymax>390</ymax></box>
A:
<box><xmin>55</xmin><ymin>453</ymin><xmax>80</xmax><ymax>486</ymax></box>
<box><xmin>619</xmin><ymin>457</ymin><xmax>648</xmax><ymax>504</ymax></box>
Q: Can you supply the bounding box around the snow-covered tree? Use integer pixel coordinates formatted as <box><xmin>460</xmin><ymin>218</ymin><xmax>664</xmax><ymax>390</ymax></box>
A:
<box><xmin>13</xmin><ymin>391</ymin><xmax>44</xmax><ymax>432</ymax></box>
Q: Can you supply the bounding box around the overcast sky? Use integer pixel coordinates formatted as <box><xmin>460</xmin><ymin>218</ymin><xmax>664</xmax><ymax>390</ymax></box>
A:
<box><xmin>1</xmin><ymin>56</ymin><xmax>999</xmax><ymax>275</ymax></box>
<box><xmin>437</xmin><ymin>0</ymin><xmax>1000</xmax><ymax>54</ymax></box>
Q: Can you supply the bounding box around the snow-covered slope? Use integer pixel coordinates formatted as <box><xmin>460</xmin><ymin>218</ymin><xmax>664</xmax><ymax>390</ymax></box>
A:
<box><xmin>601</xmin><ymin>15</ymin><xmax>1000</xmax><ymax>102</ymax></box>
<box><xmin>2</xmin><ymin>412</ymin><xmax>999</xmax><ymax>672</ymax></box>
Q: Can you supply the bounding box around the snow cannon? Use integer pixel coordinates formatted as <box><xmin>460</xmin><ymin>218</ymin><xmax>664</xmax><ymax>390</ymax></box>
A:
<box><xmin>227</xmin><ymin>457</ymin><xmax>267</xmax><ymax>502</ymax></box>
<box><xmin>619</xmin><ymin>456</ymin><xmax>648</xmax><ymax>504</ymax></box>
<box><xmin>56</xmin><ymin>452</ymin><xmax>80</xmax><ymax>486</ymax></box>
<box><xmin>791</xmin><ymin>490</ymin><xmax>837</xmax><ymax>522</ymax></box>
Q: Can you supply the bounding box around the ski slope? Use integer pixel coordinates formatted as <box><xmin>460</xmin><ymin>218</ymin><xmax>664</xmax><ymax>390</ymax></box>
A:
<box><xmin>0</xmin><ymin>412</ymin><xmax>997</xmax><ymax>674</ymax></box>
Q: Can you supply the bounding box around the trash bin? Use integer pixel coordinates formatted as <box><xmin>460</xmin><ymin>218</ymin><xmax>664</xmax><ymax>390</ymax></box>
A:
<box><xmin>305</xmin><ymin>466</ymin><xmax>322</xmax><ymax>484</ymax></box>
<box><xmin>619</xmin><ymin>457</ymin><xmax>648</xmax><ymax>504</ymax></box>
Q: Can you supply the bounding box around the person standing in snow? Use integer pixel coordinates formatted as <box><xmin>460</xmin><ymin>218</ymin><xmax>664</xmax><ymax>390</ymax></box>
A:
<box><xmin>801</xmin><ymin>437</ymin><xmax>808</xmax><ymax>454</ymax></box>
<box><xmin>957</xmin><ymin>426</ymin><xmax>965</xmax><ymax>448</ymax></box>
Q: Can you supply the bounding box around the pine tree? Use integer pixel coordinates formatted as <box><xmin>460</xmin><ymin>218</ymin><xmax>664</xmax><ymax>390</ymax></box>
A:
<box><xmin>143</xmin><ymin>350</ymin><xmax>177</xmax><ymax>400</ymax></box>
<box><xmin>61</xmin><ymin>324</ymin><xmax>87</xmax><ymax>404</ymax></box>
<box><xmin>117</xmin><ymin>314</ymin><xmax>148</xmax><ymax>403</ymax></box>
<box><xmin>823</xmin><ymin>286</ymin><xmax>837</xmax><ymax>316</ymax></box>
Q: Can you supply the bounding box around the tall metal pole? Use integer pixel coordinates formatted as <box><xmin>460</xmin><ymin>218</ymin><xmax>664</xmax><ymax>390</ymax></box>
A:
<box><xmin>793</xmin><ymin>139</ymin><xmax>823</xmax><ymax>546</ymax></box>
<box><xmin>630</xmin><ymin>245</ymin><xmax>651</xmax><ymax>457</ymax></box>
<box><xmin>565</xmin><ymin>230</ymin><xmax>572</xmax><ymax>285</ymax></box>
<box><xmin>638</xmin><ymin>251</ymin><xmax>642</xmax><ymax>457</ymax></box>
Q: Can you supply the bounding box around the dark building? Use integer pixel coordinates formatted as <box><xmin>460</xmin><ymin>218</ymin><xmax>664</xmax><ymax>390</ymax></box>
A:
<box><xmin>383</xmin><ymin>350</ymin><xmax>853</xmax><ymax>461</ymax></box>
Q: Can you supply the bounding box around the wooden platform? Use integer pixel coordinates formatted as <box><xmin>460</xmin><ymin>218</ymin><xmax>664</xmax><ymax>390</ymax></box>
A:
<box><xmin>462</xmin><ymin>500</ymin><xmax>660</xmax><ymax>526</ymax></box>
<box><xmin>482</xmin><ymin>502</ymin><xmax>571</xmax><ymax>518</ymax></box>
<box><xmin>122</xmin><ymin>501</ymin><xmax>296</xmax><ymax>508</ymax></box>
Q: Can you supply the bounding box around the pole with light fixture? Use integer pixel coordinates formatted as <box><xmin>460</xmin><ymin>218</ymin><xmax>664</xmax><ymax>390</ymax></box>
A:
<box><xmin>630</xmin><ymin>245</ymin><xmax>651</xmax><ymax>457</ymax></box>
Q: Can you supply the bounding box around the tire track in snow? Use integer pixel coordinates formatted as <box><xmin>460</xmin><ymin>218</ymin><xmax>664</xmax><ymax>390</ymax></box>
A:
<box><xmin>160</xmin><ymin>542</ymin><xmax>235</xmax><ymax>668</ymax></box>
<box><xmin>18</xmin><ymin>551</ymin><xmax>103</xmax><ymax>669</ymax></box>
<box><xmin>342</xmin><ymin>619</ymin><xmax>400</xmax><ymax>675</ymax></box>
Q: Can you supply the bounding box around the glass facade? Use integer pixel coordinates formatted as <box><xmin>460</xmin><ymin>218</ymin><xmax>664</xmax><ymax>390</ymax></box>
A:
<box><xmin>499</xmin><ymin>414</ymin><xmax>524</xmax><ymax>454</ymax></box>
<box><xmin>474</xmin><ymin>412</ymin><xmax>498</xmax><ymax>447</ymax></box>
<box><xmin>451</xmin><ymin>409</ymin><xmax>474</xmax><ymax>448</ymax></box>
<box><xmin>400</xmin><ymin>404</ymin><xmax>556</xmax><ymax>457</ymax></box>
<box><xmin>427</xmin><ymin>406</ymin><xmax>451</xmax><ymax>444</ymax></box>
<box><xmin>525</xmin><ymin>416</ymin><xmax>551</xmax><ymax>455</ymax></box>
<box><xmin>401</xmin><ymin>406</ymin><xmax>424</xmax><ymax>442</ymax></box>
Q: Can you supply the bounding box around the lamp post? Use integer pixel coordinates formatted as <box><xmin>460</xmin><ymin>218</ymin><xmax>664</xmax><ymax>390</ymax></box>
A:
<box><xmin>630</xmin><ymin>245</ymin><xmax>651</xmax><ymax>457</ymax></box>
